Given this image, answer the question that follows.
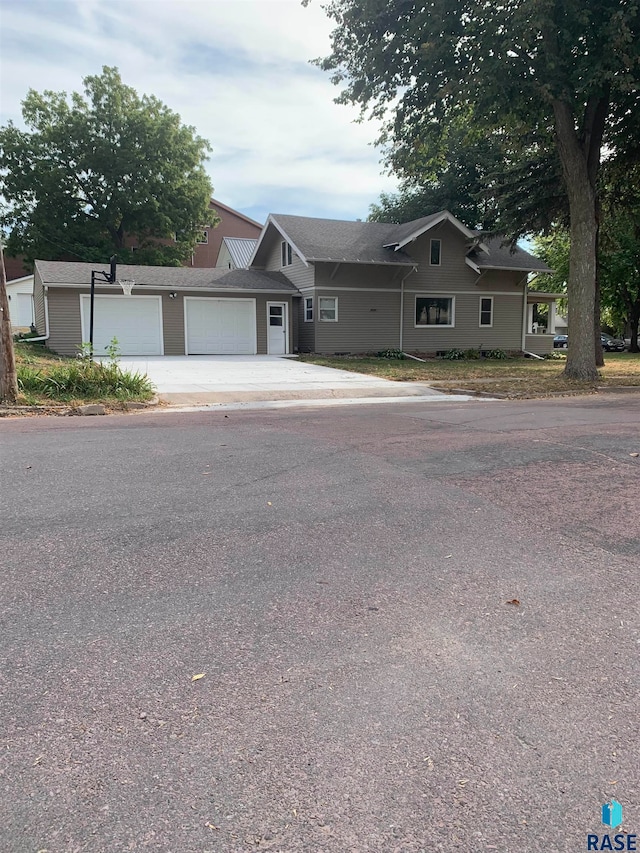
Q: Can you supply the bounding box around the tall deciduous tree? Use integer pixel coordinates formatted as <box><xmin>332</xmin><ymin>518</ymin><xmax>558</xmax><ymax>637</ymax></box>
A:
<box><xmin>0</xmin><ymin>67</ymin><xmax>215</xmax><ymax>267</ymax></box>
<box><xmin>310</xmin><ymin>0</ymin><xmax>640</xmax><ymax>379</ymax></box>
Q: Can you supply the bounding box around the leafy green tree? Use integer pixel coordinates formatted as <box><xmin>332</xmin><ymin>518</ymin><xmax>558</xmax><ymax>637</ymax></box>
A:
<box><xmin>600</xmin><ymin>164</ymin><xmax>640</xmax><ymax>351</ymax></box>
<box><xmin>311</xmin><ymin>0</ymin><xmax>640</xmax><ymax>380</ymax></box>
<box><xmin>0</xmin><ymin>67</ymin><xmax>214</xmax><ymax>267</ymax></box>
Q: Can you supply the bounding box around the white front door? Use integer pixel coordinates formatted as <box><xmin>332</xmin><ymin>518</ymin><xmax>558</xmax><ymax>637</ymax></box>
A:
<box><xmin>267</xmin><ymin>302</ymin><xmax>288</xmax><ymax>355</ymax></box>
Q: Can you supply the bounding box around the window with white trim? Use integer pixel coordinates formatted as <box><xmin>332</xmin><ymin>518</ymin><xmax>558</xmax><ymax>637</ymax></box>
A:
<box><xmin>319</xmin><ymin>297</ymin><xmax>338</xmax><ymax>322</ymax></box>
<box><xmin>304</xmin><ymin>296</ymin><xmax>313</xmax><ymax>322</ymax></box>
<box><xmin>479</xmin><ymin>296</ymin><xmax>493</xmax><ymax>327</ymax></box>
<box><xmin>430</xmin><ymin>239</ymin><xmax>441</xmax><ymax>265</ymax></box>
<box><xmin>196</xmin><ymin>230</ymin><xmax>209</xmax><ymax>244</ymax></box>
<box><xmin>281</xmin><ymin>241</ymin><xmax>293</xmax><ymax>267</ymax></box>
<box><xmin>415</xmin><ymin>296</ymin><xmax>454</xmax><ymax>327</ymax></box>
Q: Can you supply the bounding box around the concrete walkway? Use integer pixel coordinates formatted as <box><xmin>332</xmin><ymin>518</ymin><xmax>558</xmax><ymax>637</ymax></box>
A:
<box><xmin>116</xmin><ymin>355</ymin><xmax>454</xmax><ymax>406</ymax></box>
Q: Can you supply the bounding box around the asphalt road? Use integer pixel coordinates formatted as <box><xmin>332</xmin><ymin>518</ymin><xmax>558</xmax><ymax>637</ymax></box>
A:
<box><xmin>1</xmin><ymin>395</ymin><xmax>638</xmax><ymax>852</ymax></box>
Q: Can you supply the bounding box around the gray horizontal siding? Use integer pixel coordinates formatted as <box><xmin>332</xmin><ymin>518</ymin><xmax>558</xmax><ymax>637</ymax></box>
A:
<box><xmin>315</xmin><ymin>262</ymin><xmax>402</xmax><ymax>290</ymax></box>
<box><xmin>403</xmin><ymin>223</ymin><xmax>478</xmax><ymax>292</ymax></box>
<box><xmin>44</xmin><ymin>288</ymin><xmax>293</xmax><ymax>356</ymax></box>
<box><xmin>296</xmin><ymin>296</ymin><xmax>315</xmax><ymax>352</ymax></box>
<box><xmin>525</xmin><ymin>334</ymin><xmax>554</xmax><ymax>355</ymax></box>
<box><xmin>33</xmin><ymin>269</ymin><xmax>46</xmax><ymax>334</ymax></box>
<box><xmin>262</xmin><ymin>235</ymin><xmax>315</xmax><ymax>290</ymax></box>
<box><xmin>314</xmin><ymin>289</ymin><xmax>401</xmax><ymax>353</ymax></box>
<box><xmin>402</xmin><ymin>292</ymin><xmax>524</xmax><ymax>353</ymax></box>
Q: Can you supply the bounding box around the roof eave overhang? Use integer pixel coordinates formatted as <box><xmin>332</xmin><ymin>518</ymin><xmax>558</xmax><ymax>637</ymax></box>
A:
<box><xmin>310</xmin><ymin>257</ymin><xmax>414</xmax><ymax>267</ymax></box>
<box><xmin>249</xmin><ymin>216</ymin><xmax>310</xmax><ymax>268</ymax></box>
<box><xmin>475</xmin><ymin>265</ymin><xmax>552</xmax><ymax>273</ymax></box>
<box><xmin>384</xmin><ymin>211</ymin><xmax>477</xmax><ymax>250</ymax></box>
<box><xmin>42</xmin><ymin>282</ymin><xmax>298</xmax><ymax>294</ymax></box>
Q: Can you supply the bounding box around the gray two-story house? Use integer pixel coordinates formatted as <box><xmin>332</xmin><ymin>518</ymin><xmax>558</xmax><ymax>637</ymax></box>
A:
<box><xmin>32</xmin><ymin>210</ymin><xmax>556</xmax><ymax>357</ymax></box>
<box><xmin>250</xmin><ymin>211</ymin><xmax>554</xmax><ymax>356</ymax></box>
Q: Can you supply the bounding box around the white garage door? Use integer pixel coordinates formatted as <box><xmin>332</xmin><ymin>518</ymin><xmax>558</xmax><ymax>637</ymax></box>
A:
<box><xmin>185</xmin><ymin>298</ymin><xmax>256</xmax><ymax>355</ymax></box>
<box><xmin>81</xmin><ymin>295</ymin><xmax>163</xmax><ymax>356</ymax></box>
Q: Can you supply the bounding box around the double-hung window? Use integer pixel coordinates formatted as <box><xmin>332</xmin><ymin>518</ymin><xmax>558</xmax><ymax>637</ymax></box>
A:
<box><xmin>304</xmin><ymin>297</ymin><xmax>313</xmax><ymax>322</ymax></box>
<box><xmin>281</xmin><ymin>241</ymin><xmax>293</xmax><ymax>267</ymax></box>
<box><xmin>479</xmin><ymin>297</ymin><xmax>493</xmax><ymax>327</ymax></box>
<box><xmin>319</xmin><ymin>297</ymin><xmax>338</xmax><ymax>322</ymax></box>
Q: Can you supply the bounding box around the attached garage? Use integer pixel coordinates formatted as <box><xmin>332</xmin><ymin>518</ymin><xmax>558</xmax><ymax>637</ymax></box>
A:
<box><xmin>80</xmin><ymin>295</ymin><xmax>163</xmax><ymax>356</ymax></box>
<box><xmin>185</xmin><ymin>297</ymin><xmax>257</xmax><ymax>355</ymax></box>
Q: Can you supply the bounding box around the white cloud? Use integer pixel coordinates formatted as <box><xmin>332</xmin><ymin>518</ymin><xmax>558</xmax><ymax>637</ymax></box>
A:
<box><xmin>0</xmin><ymin>0</ymin><xmax>398</xmax><ymax>222</ymax></box>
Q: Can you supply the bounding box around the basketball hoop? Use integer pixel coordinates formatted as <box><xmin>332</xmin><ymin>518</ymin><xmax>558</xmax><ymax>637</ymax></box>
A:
<box><xmin>119</xmin><ymin>279</ymin><xmax>135</xmax><ymax>296</ymax></box>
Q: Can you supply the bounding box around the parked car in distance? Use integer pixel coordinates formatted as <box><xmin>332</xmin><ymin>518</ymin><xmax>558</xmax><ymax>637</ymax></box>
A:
<box><xmin>553</xmin><ymin>333</ymin><xmax>626</xmax><ymax>351</ymax></box>
<box><xmin>601</xmin><ymin>333</ymin><xmax>626</xmax><ymax>352</ymax></box>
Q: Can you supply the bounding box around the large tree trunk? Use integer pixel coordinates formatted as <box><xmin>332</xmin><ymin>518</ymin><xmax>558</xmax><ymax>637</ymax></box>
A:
<box><xmin>629</xmin><ymin>305</ymin><xmax>640</xmax><ymax>353</ymax></box>
<box><xmin>594</xmin><ymin>270</ymin><xmax>604</xmax><ymax>368</ymax></box>
<box><xmin>0</xmin><ymin>245</ymin><xmax>19</xmax><ymax>404</ymax></box>
<box><xmin>553</xmin><ymin>100</ymin><xmax>600</xmax><ymax>381</ymax></box>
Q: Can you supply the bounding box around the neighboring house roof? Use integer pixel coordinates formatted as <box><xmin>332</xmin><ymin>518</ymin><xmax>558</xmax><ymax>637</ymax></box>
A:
<box><xmin>251</xmin><ymin>211</ymin><xmax>550</xmax><ymax>273</ymax></box>
<box><xmin>221</xmin><ymin>237</ymin><xmax>258</xmax><ymax>269</ymax></box>
<box><xmin>34</xmin><ymin>260</ymin><xmax>297</xmax><ymax>292</ymax></box>
<box><xmin>210</xmin><ymin>198</ymin><xmax>262</xmax><ymax>229</ymax></box>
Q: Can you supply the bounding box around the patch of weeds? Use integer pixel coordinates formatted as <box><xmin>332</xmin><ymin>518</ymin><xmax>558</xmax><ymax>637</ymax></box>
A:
<box><xmin>376</xmin><ymin>348</ymin><xmax>406</xmax><ymax>360</ymax></box>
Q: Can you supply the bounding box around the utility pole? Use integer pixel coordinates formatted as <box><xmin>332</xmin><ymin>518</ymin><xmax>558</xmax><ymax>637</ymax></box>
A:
<box><xmin>0</xmin><ymin>243</ymin><xmax>19</xmax><ymax>404</ymax></box>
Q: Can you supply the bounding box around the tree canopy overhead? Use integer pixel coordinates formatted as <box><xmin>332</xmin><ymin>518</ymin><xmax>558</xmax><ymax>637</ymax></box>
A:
<box><xmin>311</xmin><ymin>0</ymin><xmax>640</xmax><ymax>379</ymax></box>
<box><xmin>0</xmin><ymin>66</ymin><xmax>214</xmax><ymax>267</ymax></box>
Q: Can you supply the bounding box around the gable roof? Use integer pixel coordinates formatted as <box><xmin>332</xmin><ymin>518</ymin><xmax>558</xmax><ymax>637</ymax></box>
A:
<box><xmin>34</xmin><ymin>260</ymin><xmax>297</xmax><ymax>292</ymax></box>
<box><xmin>250</xmin><ymin>211</ymin><xmax>549</xmax><ymax>274</ymax></box>
<box><xmin>383</xmin><ymin>211</ymin><xmax>476</xmax><ymax>249</ymax></box>
<box><xmin>254</xmin><ymin>214</ymin><xmax>416</xmax><ymax>267</ymax></box>
<box><xmin>221</xmin><ymin>237</ymin><xmax>258</xmax><ymax>269</ymax></box>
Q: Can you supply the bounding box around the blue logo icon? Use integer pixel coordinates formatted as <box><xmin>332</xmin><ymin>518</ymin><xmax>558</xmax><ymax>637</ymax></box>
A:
<box><xmin>602</xmin><ymin>799</ymin><xmax>623</xmax><ymax>829</ymax></box>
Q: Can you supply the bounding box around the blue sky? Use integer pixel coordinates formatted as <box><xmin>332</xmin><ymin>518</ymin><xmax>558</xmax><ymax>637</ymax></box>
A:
<box><xmin>0</xmin><ymin>0</ymin><xmax>398</xmax><ymax>225</ymax></box>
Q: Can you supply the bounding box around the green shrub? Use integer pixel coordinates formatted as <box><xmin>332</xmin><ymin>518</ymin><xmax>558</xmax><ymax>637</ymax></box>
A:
<box><xmin>463</xmin><ymin>348</ymin><xmax>480</xmax><ymax>360</ymax></box>
<box><xmin>17</xmin><ymin>360</ymin><xmax>155</xmax><ymax>401</ymax></box>
<box><xmin>544</xmin><ymin>350</ymin><xmax>566</xmax><ymax>360</ymax></box>
<box><xmin>376</xmin><ymin>348</ymin><xmax>406</xmax><ymax>360</ymax></box>
<box><xmin>483</xmin><ymin>349</ymin><xmax>508</xmax><ymax>360</ymax></box>
<box><xmin>441</xmin><ymin>348</ymin><xmax>466</xmax><ymax>360</ymax></box>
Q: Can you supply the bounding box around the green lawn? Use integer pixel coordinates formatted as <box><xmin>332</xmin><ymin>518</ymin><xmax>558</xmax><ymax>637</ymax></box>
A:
<box><xmin>299</xmin><ymin>352</ymin><xmax>640</xmax><ymax>398</ymax></box>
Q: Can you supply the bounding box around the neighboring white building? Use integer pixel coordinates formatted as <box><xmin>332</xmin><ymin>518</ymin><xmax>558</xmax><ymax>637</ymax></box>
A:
<box><xmin>6</xmin><ymin>275</ymin><xmax>35</xmax><ymax>330</ymax></box>
<box><xmin>215</xmin><ymin>237</ymin><xmax>258</xmax><ymax>270</ymax></box>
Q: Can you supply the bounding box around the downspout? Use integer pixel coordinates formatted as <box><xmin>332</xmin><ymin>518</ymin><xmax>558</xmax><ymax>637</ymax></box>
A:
<box><xmin>24</xmin><ymin>285</ymin><xmax>50</xmax><ymax>343</ymax></box>
<box><xmin>399</xmin><ymin>266</ymin><xmax>416</xmax><ymax>351</ymax></box>
<box><xmin>521</xmin><ymin>277</ymin><xmax>528</xmax><ymax>351</ymax></box>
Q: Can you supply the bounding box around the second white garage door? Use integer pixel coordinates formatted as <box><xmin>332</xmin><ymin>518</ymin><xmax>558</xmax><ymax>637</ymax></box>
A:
<box><xmin>185</xmin><ymin>298</ymin><xmax>257</xmax><ymax>355</ymax></box>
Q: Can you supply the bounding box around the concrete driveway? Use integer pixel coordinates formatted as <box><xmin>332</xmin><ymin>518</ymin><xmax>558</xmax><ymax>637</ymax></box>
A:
<box><xmin>116</xmin><ymin>355</ymin><xmax>448</xmax><ymax>405</ymax></box>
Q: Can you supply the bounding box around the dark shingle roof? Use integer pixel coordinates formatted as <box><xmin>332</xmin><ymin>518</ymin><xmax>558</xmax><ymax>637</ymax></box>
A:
<box><xmin>383</xmin><ymin>212</ymin><xmax>447</xmax><ymax>247</ymax></box>
<box><xmin>470</xmin><ymin>238</ymin><xmax>552</xmax><ymax>272</ymax></box>
<box><xmin>34</xmin><ymin>260</ymin><xmax>297</xmax><ymax>292</ymax></box>
<box><xmin>269</xmin><ymin>214</ymin><xmax>415</xmax><ymax>266</ymax></box>
<box><xmin>267</xmin><ymin>213</ymin><xmax>549</xmax><ymax>273</ymax></box>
